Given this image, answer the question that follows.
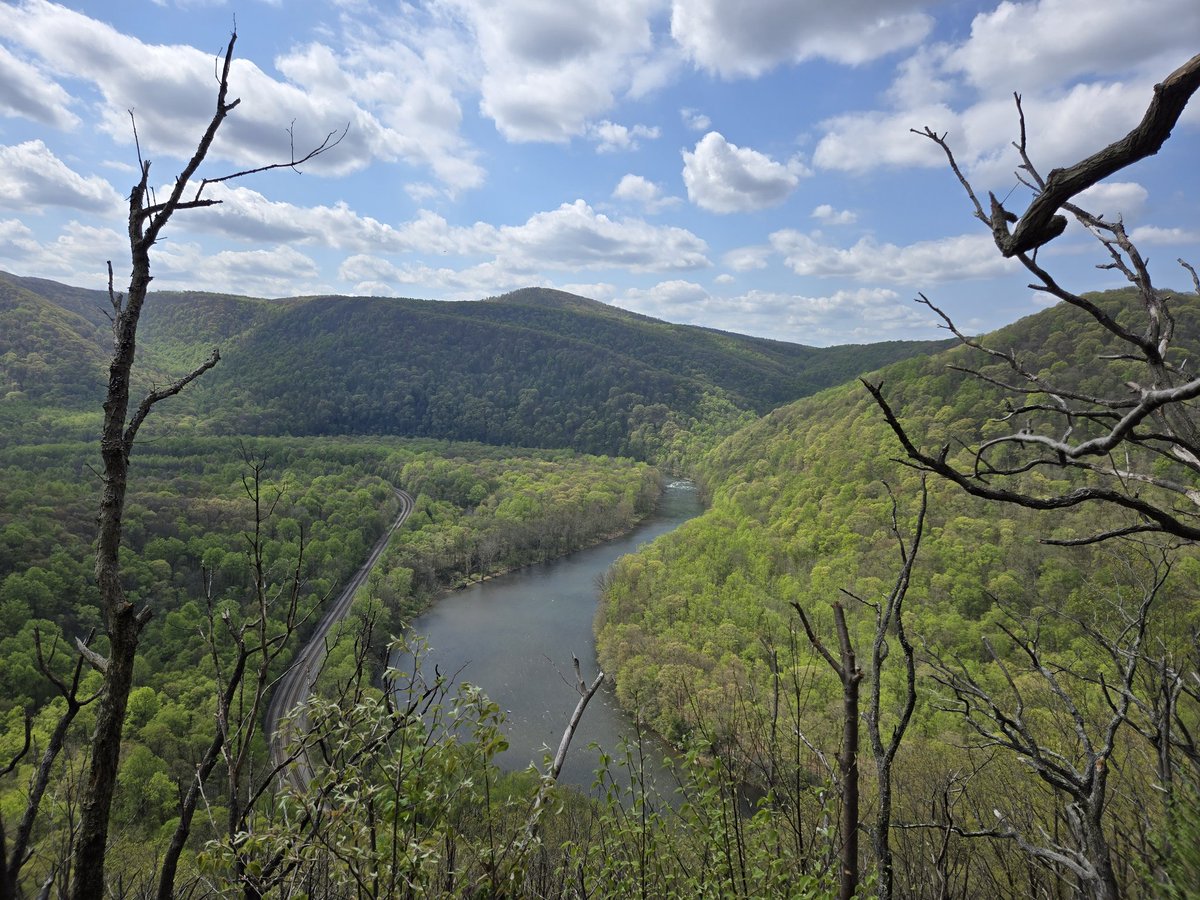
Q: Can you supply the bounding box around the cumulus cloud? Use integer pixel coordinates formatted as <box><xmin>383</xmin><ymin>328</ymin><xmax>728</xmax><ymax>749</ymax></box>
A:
<box><xmin>812</xmin><ymin>0</ymin><xmax>1200</xmax><ymax>183</ymax></box>
<box><xmin>0</xmin><ymin>218</ymin><xmax>41</xmax><ymax>261</ymax></box>
<box><xmin>588</xmin><ymin>120</ymin><xmax>661</xmax><ymax>153</ymax></box>
<box><xmin>455</xmin><ymin>0</ymin><xmax>659</xmax><ymax>142</ymax></box>
<box><xmin>183</xmin><ymin>184</ymin><xmax>410</xmax><ymax>251</ymax></box>
<box><xmin>4</xmin><ymin>1</ymin><xmax>484</xmax><ymax>191</ymax></box>
<box><xmin>1073</xmin><ymin>182</ymin><xmax>1149</xmax><ymax>220</ymax></box>
<box><xmin>946</xmin><ymin>0</ymin><xmax>1200</xmax><ymax>96</ymax></box>
<box><xmin>622</xmin><ymin>278</ymin><xmax>710</xmax><ymax>307</ymax></box>
<box><xmin>722</xmin><ymin>245</ymin><xmax>770</xmax><ymax>272</ymax></box>
<box><xmin>277</xmin><ymin>17</ymin><xmax>486</xmax><ymax>192</ymax></box>
<box><xmin>310</xmin><ymin>198</ymin><xmax>709</xmax><ymax>297</ymax></box>
<box><xmin>612</xmin><ymin>174</ymin><xmax>679</xmax><ymax>213</ymax></box>
<box><xmin>613</xmin><ymin>281</ymin><xmax>935</xmax><ymax>344</ymax></box>
<box><xmin>496</xmin><ymin>200</ymin><xmax>709</xmax><ymax>271</ymax></box>
<box><xmin>812</xmin><ymin>204</ymin><xmax>857</xmax><ymax>225</ymax></box>
<box><xmin>770</xmin><ymin>287</ymin><xmax>935</xmax><ymax>343</ymax></box>
<box><xmin>681</xmin><ymin>108</ymin><xmax>711</xmax><ymax>131</ymax></box>
<box><xmin>885</xmin><ymin>43</ymin><xmax>956</xmax><ymax>108</ymax></box>
<box><xmin>338</xmin><ymin>255</ymin><xmax>534</xmax><ymax>299</ymax></box>
<box><xmin>813</xmin><ymin>104</ymin><xmax>958</xmax><ymax>174</ymax></box>
<box><xmin>1128</xmin><ymin>225</ymin><xmax>1200</xmax><ymax>246</ymax></box>
<box><xmin>5</xmin><ymin>219</ymin><xmax>124</xmax><ymax>285</ymax></box>
<box><xmin>151</xmin><ymin>241</ymin><xmax>325</xmax><ymax>296</ymax></box>
<box><xmin>769</xmin><ymin>229</ymin><xmax>1018</xmax><ymax>285</ymax></box>
<box><xmin>682</xmin><ymin>132</ymin><xmax>808</xmax><ymax>213</ymax></box>
<box><xmin>0</xmin><ymin>141</ymin><xmax>123</xmax><ymax>214</ymax></box>
<box><xmin>0</xmin><ymin>42</ymin><xmax>78</xmax><ymax>128</ymax></box>
<box><xmin>334</xmin><ymin>201</ymin><xmax>711</xmax><ymax>298</ymax></box>
<box><xmin>670</xmin><ymin>0</ymin><xmax>934</xmax><ymax>77</ymax></box>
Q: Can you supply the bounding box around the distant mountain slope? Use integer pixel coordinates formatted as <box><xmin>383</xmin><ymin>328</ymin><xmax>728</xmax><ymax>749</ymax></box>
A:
<box><xmin>192</xmin><ymin>290</ymin><xmax>948</xmax><ymax>457</ymax></box>
<box><xmin>0</xmin><ymin>277</ymin><xmax>108</xmax><ymax>405</ymax></box>
<box><xmin>0</xmin><ymin>272</ymin><xmax>949</xmax><ymax>459</ymax></box>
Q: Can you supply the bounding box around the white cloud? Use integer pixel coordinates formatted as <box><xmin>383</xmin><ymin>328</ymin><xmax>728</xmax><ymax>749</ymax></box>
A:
<box><xmin>670</xmin><ymin>0</ymin><xmax>934</xmax><ymax>77</ymax></box>
<box><xmin>4</xmin><ymin>1</ymin><xmax>483</xmax><ymax>191</ymax></box>
<box><xmin>1073</xmin><ymin>182</ymin><xmax>1148</xmax><ymax>220</ymax></box>
<box><xmin>813</xmin><ymin>104</ymin><xmax>957</xmax><ymax>174</ymax></box>
<box><xmin>962</xmin><ymin>80</ymin><xmax>1153</xmax><ymax>184</ymax></box>
<box><xmin>682</xmin><ymin>132</ymin><xmax>808</xmax><ymax>213</ymax></box>
<box><xmin>614</xmin><ymin>282</ymin><xmax>934</xmax><ymax>344</ymax></box>
<box><xmin>769</xmin><ymin>229</ymin><xmax>1018</xmax><ymax>284</ymax></box>
<box><xmin>0</xmin><ymin>141</ymin><xmax>123</xmax><ymax>214</ymax></box>
<box><xmin>277</xmin><ymin>23</ymin><xmax>486</xmax><ymax>192</ymax></box>
<box><xmin>557</xmin><ymin>281</ymin><xmax>617</xmax><ymax>301</ymax></box>
<box><xmin>183</xmin><ymin>183</ymin><xmax>408</xmax><ymax>251</ymax></box>
<box><xmin>0</xmin><ymin>42</ymin><xmax>78</xmax><ymax>128</ymax></box>
<box><xmin>771</xmin><ymin>287</ymin><xmax>935</xmax><ymax>343</ymax></box>
<box><xmin>722</xmin><ymin>245</ymin><xmax>770</xmax><ymax>272</ymax></box>
<box><xmin>812</xmin><ymin>0</ymin><xmax>1200</xmax><ymax>183</ymax></box>
<box><xmin>0</xmin><ymin>218</ymin><xmax>41</xmax><ymax>262</ymax></box>
<box><xmin>588</xmin><ymin>120</ymin><xmax>661</xmax><ymax>153</ymax></box>
<box><xmin>455</xmin><ymin>0</ymin><xmax>659</xmax><ymax>142</ymax></box>
<box><xmin>622</xmin><ymin>279</ymin><xmax>710</xmax><ymax>308</ymax></box>
<box><xmin>946</xmin><ymin>0</ymin><xmax>1200</xmax><ymax>96</ymax></box>
<box><xmin>328</xmin><ymin>199</ymin><xmax>710</xmax><ymax>296</ymax></box>
<box><xmin>7</xmin><ymin>219</ymin><xmax>125</xmax><ymax>285</ymax></box>
<box><xmin>627</xmin><ymin>45</ymin><xmax>685</xmax><ymax>99</ymax></box>
<box><xmin>339</xmin><ymin>255</ymin><xmax>532</xmax><ymax>298</ymax></box>
<box><xmin>814</xmin><ymin>79</ymin><xmax>1160</xmax><ymax>186</ymax></box>
<box><xmin>886</xmin><ymin>43</ymin><xmax>956</xmax><ymax>108</ymax></box>
<box><xmin>1128</xmin><ymin>226</ymin><xmax>1200</xmax><ymax>246</ymax></box>
<box><xmin>490</xmin><ymin>199</ymin><xmax>712</xmax><ymax>272</ymax></box>
<box><xmin>152</xmin><ymin>242</ymin><xmax>325</xmax><ymax>296</ymax></box>
<box><xmin>612</xmin><ymin>174</ymin><xmax>680</xmax><ymax>213</ymax></box>
<box><xmin>681</xmin><ymin>108</ymin><xmax>711</xmax><ymax>131</ymax></box>
<box><xmin>812</xmin><ymin>204</ymin><xmax>857</xmax><ymax>225</ymax></box>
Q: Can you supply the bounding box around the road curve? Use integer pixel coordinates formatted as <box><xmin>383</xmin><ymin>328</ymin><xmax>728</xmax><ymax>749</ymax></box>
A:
<box><xmin>266</xmin><ymin>486</ymin><xmax>414</xmax><ymax>789</ymax></box>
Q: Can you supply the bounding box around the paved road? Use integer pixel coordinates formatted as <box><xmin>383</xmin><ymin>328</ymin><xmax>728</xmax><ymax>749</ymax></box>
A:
<box><xmin>265</xmin><ymin>487</ymin><xmax>414</xmax><ymax>790</ymax></box>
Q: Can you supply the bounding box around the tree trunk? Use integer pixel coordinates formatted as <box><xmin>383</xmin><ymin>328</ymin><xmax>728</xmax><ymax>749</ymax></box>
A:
<box><xmin>839</xmin><ymin>647</ymin><xmax>860</xmax><ymax>900</ymax></box>
<box><xmin>793</xmin><ymin>600</ymin><xmax>862</xmax><ymax>900</ymax></box>
<box><xmin>72</xmin><ymin>245</ymin><xmax>153</xmax><ymax>900</ymax></box>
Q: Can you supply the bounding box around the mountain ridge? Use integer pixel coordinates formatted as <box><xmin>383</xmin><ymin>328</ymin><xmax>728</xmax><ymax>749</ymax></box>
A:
<box><xmin>0</xmin><ymin>271</ymin><xmax>952</xmax><ymax>459</ymax></box>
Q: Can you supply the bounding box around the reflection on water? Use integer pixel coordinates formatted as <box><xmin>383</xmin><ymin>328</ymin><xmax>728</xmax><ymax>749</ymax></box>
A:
<box><xmin>405</xmin><ymin>481</ymin><xmax>702</xmax><ymax>789</ymax></box>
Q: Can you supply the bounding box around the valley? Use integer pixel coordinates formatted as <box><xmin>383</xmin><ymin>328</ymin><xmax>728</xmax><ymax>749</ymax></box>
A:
<box><xmin>2</xmin><ymin>274</ymin><xmax>1199</xmax><ymax>898</ymax></box>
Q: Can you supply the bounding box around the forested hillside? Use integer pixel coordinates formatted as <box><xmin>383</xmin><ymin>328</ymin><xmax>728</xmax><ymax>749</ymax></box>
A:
<box><xmin>0</xmin><ymin>272</ymin><xmax>947</xmax><ymax>461</ymax></box>
<box><xmin>596</xmin><ymin>288</ymin><xmax>1200</xmax><ymax>896</ymax></box>
<box><xmin>0</xmin><ymin>434</ymin><xmax>660</xmax><ymax>878</ymax></box>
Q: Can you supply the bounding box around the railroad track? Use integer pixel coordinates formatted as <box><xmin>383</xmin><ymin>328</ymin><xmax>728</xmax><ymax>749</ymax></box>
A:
<box><xmin>265</xmin><ymin>486</ymin><xmax>414</xmax><ymax>791</ymax></box>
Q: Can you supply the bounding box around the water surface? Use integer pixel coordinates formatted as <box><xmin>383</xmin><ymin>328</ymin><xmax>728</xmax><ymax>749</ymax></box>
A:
<box><xmin>408</xmin><ymin>481</ymin><xmax>702</xmax><ymax>788</ymax></box>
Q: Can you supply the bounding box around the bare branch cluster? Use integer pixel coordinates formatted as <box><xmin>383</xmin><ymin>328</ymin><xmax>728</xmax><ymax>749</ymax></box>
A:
<box><xmin>871</xmin><ymin>52</ymin><xmax>1200</xmax><ymax>546</ymax></box>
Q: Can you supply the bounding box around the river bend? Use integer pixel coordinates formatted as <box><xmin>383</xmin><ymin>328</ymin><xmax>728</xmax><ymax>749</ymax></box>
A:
<box><xmin>408</xmin><ymin>481</ymin><xmax>702</xmax><ymax>788</ymax></box>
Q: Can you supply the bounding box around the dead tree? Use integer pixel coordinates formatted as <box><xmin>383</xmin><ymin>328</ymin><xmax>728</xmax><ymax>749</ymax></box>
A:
<box><xmin>154</xmin><ymin>457</ymin><xmax>323</xmax><ymax>900</ymax></box>
<box><xmin>72</xmin><ymin>30</ymin><xmax>344</xmax><ymax>900</ymax></box>
<box><xmin>859</xmin><ymin>482</ymin><xmax>925</xmax><ymax>900</ymax></box>
<box><xmin>924</xmin><ymin>548</ymin><xmax>1169</xmax><ymax>900</ymax></box>
<box><xmin>793</xmin><ymin>600</ymin><xmax>862</xmax><ymax>900</ymax></box>
<box><xmin>864</xmin><ymin>51</ymin><xmax>1200</xmax><ymax>546</ymax></box>
<box><xmin>859</xmin><ymin>51</ymin><xmax>1200</xmax><ymax>899</ymax></box>
<box><xmin>0</xmin><ymin>633</ymin><xmax>97</xmax><ymax>900</ymax></box>
<box><xmin>793</xmin><ymin>481</ymin><xmax>926</xmax><ymax>900</ymax></box>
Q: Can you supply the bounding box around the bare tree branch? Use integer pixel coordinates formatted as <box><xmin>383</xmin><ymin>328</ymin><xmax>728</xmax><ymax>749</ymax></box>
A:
<box><xmin>1000</xmin><ymin>53</ymin><xmax>1200</xmax><ymax>256</ymax></box>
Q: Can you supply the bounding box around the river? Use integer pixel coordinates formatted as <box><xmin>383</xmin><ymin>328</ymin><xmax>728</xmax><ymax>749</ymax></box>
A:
<box><xmin>407</xmin><ymin>480</ymin><xmax>702</xmax><ymax>790</ymax></box>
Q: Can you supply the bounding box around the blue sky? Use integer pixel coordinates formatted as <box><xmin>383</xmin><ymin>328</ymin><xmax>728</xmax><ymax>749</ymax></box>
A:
<box><xmin>0</xmin><ymin>0</ymin><xmax>1197</xmax><ymax>345</ymax></box>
